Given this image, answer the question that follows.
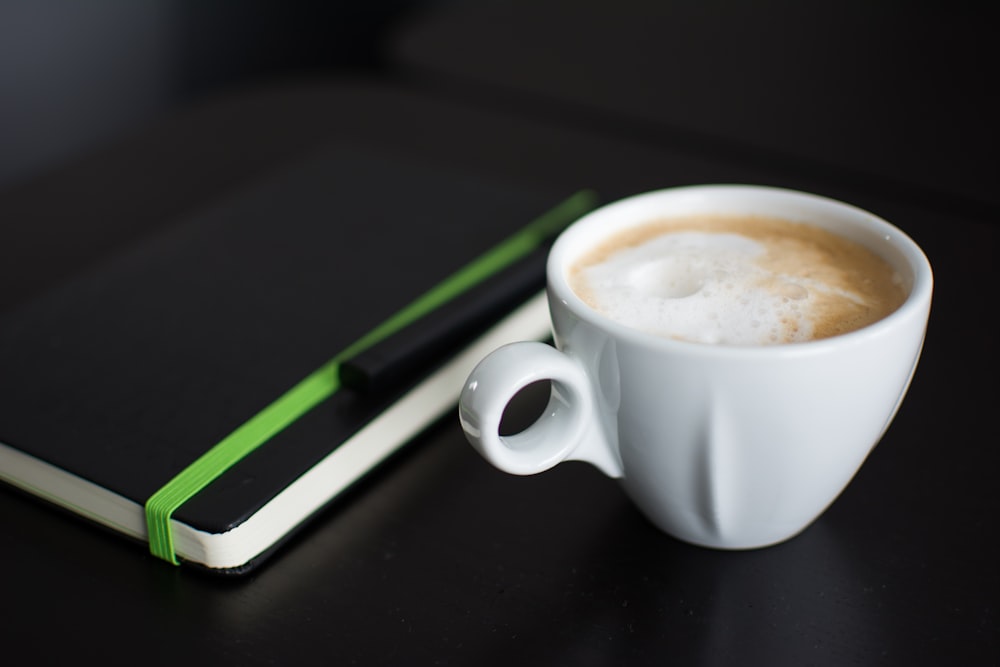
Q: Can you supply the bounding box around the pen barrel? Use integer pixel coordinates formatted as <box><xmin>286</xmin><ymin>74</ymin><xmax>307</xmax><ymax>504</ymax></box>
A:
<box><xmin>338</xmin><ymin>244</ymin><xmax>551</xmax><ymax>394</ymax></box>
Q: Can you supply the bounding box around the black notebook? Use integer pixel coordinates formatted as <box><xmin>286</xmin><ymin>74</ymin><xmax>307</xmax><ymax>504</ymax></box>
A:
<box><xmin>0</xmin><ymin>144</ymin><xmax>596</xmax><ymax>574</ymax></box>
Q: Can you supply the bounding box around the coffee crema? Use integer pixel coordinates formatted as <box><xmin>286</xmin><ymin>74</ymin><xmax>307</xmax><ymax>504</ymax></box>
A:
<box><xmin>568</xmin><ymin>214</ymin><xmax>907</xmax><ymax>345</ymax></box>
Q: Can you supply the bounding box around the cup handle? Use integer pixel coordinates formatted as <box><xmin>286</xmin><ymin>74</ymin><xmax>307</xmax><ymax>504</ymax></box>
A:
<box><xmin>459</xmin><ymin>341</ymin><xmax>623</xmax><ymax>478</ymax></box>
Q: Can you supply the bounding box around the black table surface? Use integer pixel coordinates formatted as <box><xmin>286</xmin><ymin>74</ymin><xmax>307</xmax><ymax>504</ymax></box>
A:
<box><xmin>1</xmin><ymin>67</ymin><xmax>997</xmax><ymax>667</ymax></box>
<box><xmin>391</xmin><ymin>0</ymin><xmax>1000</xmax><ymax>214</ymax></box>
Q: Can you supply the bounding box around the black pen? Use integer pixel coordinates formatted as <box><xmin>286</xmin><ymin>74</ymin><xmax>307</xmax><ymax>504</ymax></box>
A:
<box><xmin>338</xmin><ymin>190</ymin><xmax>598</xmax><ymax>394</ymax></box>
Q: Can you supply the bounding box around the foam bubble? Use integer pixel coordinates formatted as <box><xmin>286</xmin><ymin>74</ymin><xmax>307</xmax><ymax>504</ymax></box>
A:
<box><xmin>575</xmin><ymin>231</ymin><xmax>863</xmax><ymax>345</ymax></box>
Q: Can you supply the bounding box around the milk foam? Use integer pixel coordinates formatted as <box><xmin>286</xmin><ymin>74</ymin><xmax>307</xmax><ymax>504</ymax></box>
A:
<box><xmin>572</xmin><ymin>224</ymin><xmax>890</xmax><ymax>345</ymax></box>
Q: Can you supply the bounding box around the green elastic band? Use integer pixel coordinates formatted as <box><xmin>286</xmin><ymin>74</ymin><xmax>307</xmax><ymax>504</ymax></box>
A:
<box><xmin>144</xmin><ymin>189</ymin><xmax>598</xmax><ymax>564</ymax></box>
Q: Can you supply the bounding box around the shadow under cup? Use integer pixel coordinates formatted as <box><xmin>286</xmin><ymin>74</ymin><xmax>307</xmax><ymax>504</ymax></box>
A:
<box><xmin>460</xmin><ymin>185</ymin><xmax>933</xmax><ymax>549</ymax></box>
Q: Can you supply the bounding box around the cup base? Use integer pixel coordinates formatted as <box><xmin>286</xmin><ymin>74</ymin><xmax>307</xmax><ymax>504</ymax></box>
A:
<box><xmin>637</xmin><ymin>509</ymin><xmax>815</xmax><ymax>551</ymax></box>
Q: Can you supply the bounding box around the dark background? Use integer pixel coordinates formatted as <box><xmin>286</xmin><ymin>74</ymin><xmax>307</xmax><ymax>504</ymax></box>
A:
<box><xmin>4</xmin><ymin>0</ymin><xmax>996</xmax><ymax>210</ymax></box>
<box><xmin>0</xmin><ymin>1</ymin><xmax>441</xmax><ymax>189</ymax></box>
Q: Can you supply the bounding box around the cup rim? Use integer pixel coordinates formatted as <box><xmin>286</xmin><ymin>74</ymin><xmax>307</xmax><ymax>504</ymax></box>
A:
<box><xmin>547</xmin><ymin>184</ymin><xmax>934</xmax><ymax>358</ymax></box>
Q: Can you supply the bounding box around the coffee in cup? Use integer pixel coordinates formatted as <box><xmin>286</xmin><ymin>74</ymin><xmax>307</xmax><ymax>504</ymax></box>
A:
<box><xmin>459</xmin><ymin>185</ymin><xmax>932</xmax><ymax>550</ymax></box>
<box><xmin>568</xmin><ymin>213</ymin><xmax>907</xmax><ymax>346</ymax></box>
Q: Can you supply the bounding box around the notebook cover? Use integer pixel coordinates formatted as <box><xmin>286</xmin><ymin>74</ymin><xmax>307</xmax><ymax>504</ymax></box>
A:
<box><xmin>0</xmin><ymin>143</ymin><xmax>569</xmax><ymax>566</ymax></box>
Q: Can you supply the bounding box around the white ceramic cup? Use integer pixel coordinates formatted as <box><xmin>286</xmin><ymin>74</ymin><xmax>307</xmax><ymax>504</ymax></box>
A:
<box><xmin>459</xmin><ymin>185</ymin><xmax>933</xmax><ymax>549</ymax></box>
